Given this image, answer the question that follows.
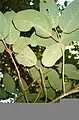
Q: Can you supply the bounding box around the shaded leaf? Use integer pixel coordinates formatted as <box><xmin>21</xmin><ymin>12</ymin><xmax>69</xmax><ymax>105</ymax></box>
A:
<box><xmin>46</xmin><ymin>69</ymin><xmax>62</xmax><ymax>91</ymax></box>
<box><xmin>42</xmin><ymin>43</ymin><xmax>62</xmax><ymax>67</ymax></box>
<box><xmin>15</xmin><ymin>46</ymin><xmax>37</xmax><ymax>67</ymax></box>
<box><xmin>59</xmin><ymin>1</ymin><xmax>79</xmax><ymax>33</ymax></box>
<box><xmin>47</xmin><ymin>87</ymin><xmax>56</xmax><ymax>100</ymax></box>
<box><xmin>64</xmin><ymin>64</ymin><xmax>79</xmax><ymax>80</ymax></box>
<box><xmin>4</xmin><ymin>11</ymin><xmax>20</xmax><ymax>44</ymax></box>
<box><xmin>19</xmin><ymin>78</ymin><xmax>29</xmax><ymax>94</ymax></box>
<box><xmin>40</xmin><ymin>0</ymin><xmax>59</xmax><ymax>28</ymax></box>
<box><xmin>65</xmin><ymin>81</ymin><xmax>72</xmax><ymax>92</ymax></box>
<box><xmin>0</xmin><ymin>87</ymin><xmax>8</xmax><ymax>99</ymax></box>
<box><xmin>3</xmin><ymin>73</ymin><xmax>15</xmax><ymax>93</ymax></box>
<box><xmin>29</xmin><ymin>67</ymin><xmax>40</xmax><ymax>81</ymax></box>
<box><xmin>13</xmin><ymin>9</ymin><xmax>52</xmax><ymax>37</ymax></box>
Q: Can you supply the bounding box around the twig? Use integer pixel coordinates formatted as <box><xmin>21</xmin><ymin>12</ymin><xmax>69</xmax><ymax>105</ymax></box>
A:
<box><xmin>49</xmin><ymin>87</ymin><xmax>79</xmax><ymax>103</ymax></box>
<box><xmin>35</xmin><ymin>65</ymin><xmax>47</xmax><ymax>103</ymax></box>
<box><xmin>1</xmin><ymin>37</ymin><xmax>29</xmax><ymax>103</ymax></box>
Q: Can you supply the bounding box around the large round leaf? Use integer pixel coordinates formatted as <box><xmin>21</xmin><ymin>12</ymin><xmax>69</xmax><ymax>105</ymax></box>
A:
<box><xmin>3</xmin><ymin>73</ymin><xmax>15</xmax><ymax>93</ymax></box>
<box><xmin>64</xmin><ymin>64</ymin><xmax>79</xmax><ymax>80</ymax></box>
<box><xmin>61</xmin><ymin>29</ymin><xmax>79</xmax><ymax>46</ymax></box>
<box><xmin>4</xmin><ymin>11</ymin><xmax>20</xmax><ymax>44</ymax></box>
<box><xmin>59</xmin><ymin>0</ymin><xmax>79</xmax><ymax>33</ymax></box>
<box><xmin>30</xmin><ymin>33</ymin><xmax>56</xmax><ymax>47</ymax></box>
<box><xmin>13</xmin><ymin>37</ymin><xmax>31</xmax><ymax>53</ymax></box>
<box><xmin>0</xmin><ymin>11</ymin><xmax>9</xmax><ymax>39</ymax></box>
<box><xmin>46</xmin><ymin>69</ymin><xmax>62</xmax><ymax>91</ymax></box>
<box><xmin>13</xmin><ymin>9</ymin><xmax>52</xmax><ymax>37</ymax></box>
<box><xmin>42</xmin><ymin>43</ymin><xmax>62</xmax><ymax>67</ymax></box>
<box><xmin>15</xmin><ymin>46</ymin><xmax>37</xmax><ymax>67</ymax></box>
<box><xmin>40</xmin><ymin>0</ymin><xmax>59</xmax><ymax>28</ymax></box>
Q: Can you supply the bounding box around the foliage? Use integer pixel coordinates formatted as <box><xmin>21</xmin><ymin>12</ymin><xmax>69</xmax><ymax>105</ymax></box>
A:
<box><xmin>0</xmin><ymin>0</ymin><xmax>79</xmax><ymax>103</ymax></box>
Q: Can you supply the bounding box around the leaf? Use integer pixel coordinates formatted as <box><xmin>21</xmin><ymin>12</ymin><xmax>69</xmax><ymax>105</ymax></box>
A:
<box><xmin>45</xmin><ymin>80</ymin><xmax>51</xmax><ymax>88</ymax></box>
<box><xmin>47</xmin><ymin>87</ymin><xmax>56</xmax><ymax>100</ymax></box>
<box><xmin>65</xmin><ymin>81</ymin><xmax>72</xmax><ymax>92</ymax></box>
<box><xmin>15</xmin><ymin>46</ymin><xmax>37</xmax><ymax>67</ymax></box>
<box><xmin>30</xmin><ymin>33</ymin><xmax>56</xmax><ymax>47</ymax></box>
<box><xmin>46</xmin><ymin>69</ymin><xmax>62</xmax><ymax>91</ymax></box>
<box><xmin>40</xmin><ymin>0</ymin><xmax>59</xmax><ymax>28</ymax></box>
<box><xmin>13</xmin><ymin>9</ymin><xmax>52</xmax><ymax>37</ymax></box>
<box><xmin>13</xmin><ymin>37</ymin><xmax>31</xmax><ymax>53</ymax></box>
<box><xmin>27</xmin><ymin>93</ymin><xmax>44</xmax><ymax>102</ymax></box>
<box><xmin>0</xmin><ymin>11</ymin><xmax>9</xmax><ymax>39</ymax></box>
<box><xmin>29</xmin><ymin>67</ymin><xmax>40</xmax><ymax>81</ymax></box>
<box><xmin>19</xmin><ymin>78</ymin><xmax>29</xmax><ymax>94</ymax></box>
<box><xmin>0</xmin><ymin>87</ymin><xmax>8</xmax><ymax>99</ymax></box>
<box><xmin>42</xmin><ymin>43</ymin><xmax>62</xmax><ymax>67</ymax></box>
<box><xmin>59</xmin><ymin>1</ymin><xmax>79</xmax><ymax>33</ymax></box>
<box><xmin>61</xmin><ymin>29</ymin><xmax>79</xmax><ymax>46</ymax></box>
<box><xmin>4</xmin><ymin>11</ymin><xmax>20</xmax><ymax>44</ymax></box>
<box><xmin>64</xmin><ymin>64</ymin><xmax>79</xmax><ymax>80</ymax></box>
<box><xmin>3</xmin><ymin>73</ymin><xmax>15</xmax><ymax>93</ymax></box>
<box><xmin>0</xmin><ymin>41</ymin><xmax>5</xmax><ymax>53</ymax></box>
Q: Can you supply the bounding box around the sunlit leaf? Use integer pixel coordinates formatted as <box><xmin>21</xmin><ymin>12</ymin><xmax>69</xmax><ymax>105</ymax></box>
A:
<box><xmin>40</xmin><ymin>0</ymin><xmax>59</xmax><ymax>28</ymax></box>
<box><xmin>4</xmin><ymin>11</ymin><xmax>20</xmax><ymax>44</ymax></box>
<box><xmin>30</xmin><ymin>33</ymin><xmax>56</xmax><ymax>47</ymax></box>
<box><xmin>13</xmin><ymin>37</ymin><xmax>31</xmax><ymax>53</ymax></box>
<box><xmin>47</xmin><ymin>87</ymin><xmax>56</xmax><ymax>100</ymax></box>
<box><xmin>46</xmin><ymin>69</ymin><xmax>62</xmax><ymax>91</ymax></box>
<box><xmin>0</xmin><ymin>11</ymin><xmax>9</xmax><ymax>39</ymax></box>
<box><xmin>59</xmin><ymin>1</ymin><xmax>79</xmax><ymax>33</ymax></box>
<box><xmin>42</xmin><ymin>43</ymin><xmax>62</xmax><ymax>67</ymax></box>
<box><xmin>13</xmin><ymin>9</ymin><xmax>52</xmax><ymax>37</ymax></box>
<box><xmin>3</xmin><ymin>73</ymin><xmax>15</xmax><ymax>93</ymax></box>
<box><xmin>15</xmin><ymin>46</ymin><xmax>37</xmax><ymax>67</ymax></box>
<box><xmin>64</xmin><ymin>64</ymin><xmax>79</xmax><ymax>80</ymax></box>
<box><xmin>61</xmin><ymin>29</ymin><xmax>79</xmax><ymax>46</ymax></box>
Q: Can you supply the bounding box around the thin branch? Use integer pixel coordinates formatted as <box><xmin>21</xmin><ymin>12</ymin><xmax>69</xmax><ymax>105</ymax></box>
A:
<box><xmin>1</xmin><ymin>37</ymin><xmax>29</xmax><ymax>103</ymax></box>
<box><xmin>35</xmin><ymin>65</ymin><xmax>47</xmax><ymax>103</ymax></box>
<box><xmin>49</xmin><ymin>87</ymin><xmax>79</xmax><ymax>103</ymax></box>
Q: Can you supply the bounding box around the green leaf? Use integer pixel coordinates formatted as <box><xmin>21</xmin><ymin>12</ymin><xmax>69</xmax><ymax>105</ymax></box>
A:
<box><xmin>29</xmin><ymin>67</ymin><xmax>40</xmax><ymax>81</ymax></box>
<box><xmin>46</xmin><ymin>69</ymin><xmax>62</xmax><ymax>91</ymax></box>
<box><xmin>59</xmin><ymin>1</ymin><xmax>79</xmax><ymax>33</ymax></box>
<box><xmin>64</xmin><ymin>64</ymin><xmax>79</xmax><ymax>80</ymax></box>
<box><xmin>0</xmin><ymin>11</ymin><xmax>9</xmax><ymax>39</ymax></box>
<box><xmin>61</xmin><ymin>29</ymin><xmax>79</xmax><ymax>46</ymax></box>
<box><xmin>15</xmin><ymin>46</ymin><xmax>37</xmax><ymax>67</ymax></box>
<box><xmin>45</xmin><ymin>80</ymin><xmax>51</xmax><ymax>88</ymax></box>
<box><xmin>3</xmin><ymin>73</ymin><xmax>15</xmax><ymax>93</ymax></box>
<box><xmin>0</xmin><ymin>41</ymin><xmax>5</xmax><ymax>53</ymax></box>
<box><xmin>13</xmin><ymin>37</ymin><xmax>31</xmax><ymax>53</ymax></box>
<box><xmin>42</xmin><ymin>43</ymin><xmax>62</xmax><ymax>67</ymax></box>
<box><xmin>65</xmin><ymin>81</ymin><xmax>72</xmax><ymax>92</ymax></box>
<box><xmin>0</xmin><ymin>87</ymin><xmax>8</xmax><ymax>99</ymax></box>
<box><xmin>4</xmin><ymin>11</ymin><xmax>20</xmax><ymax>44</ymax></box>
<box><xmin>47</xmin><ymin>87</ymin><xmax>56</xmax><ymax>100</ymax></box>
<box><xmin>27</xmin><ymin>93</ymin><xmax>44</xmax><ymax>102</ymax></box>
<box><xmin>40</xmin><ymin>0</ymin><xmax>59</xmax><ymax>28</ymax></box>
<box><xmin>19</xmin><ymin>78</ymin><xmax>29</xmax><ymax>94</ymax></box>
<box><xmin>30</xmin><ymin>33</ymin><xmax>56</xmax><ymax>47</ymax></box>
<box><xmin>13</xmin><ymin>9</ymin><xmax>52</xmax><ymax>37</ymax></box>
